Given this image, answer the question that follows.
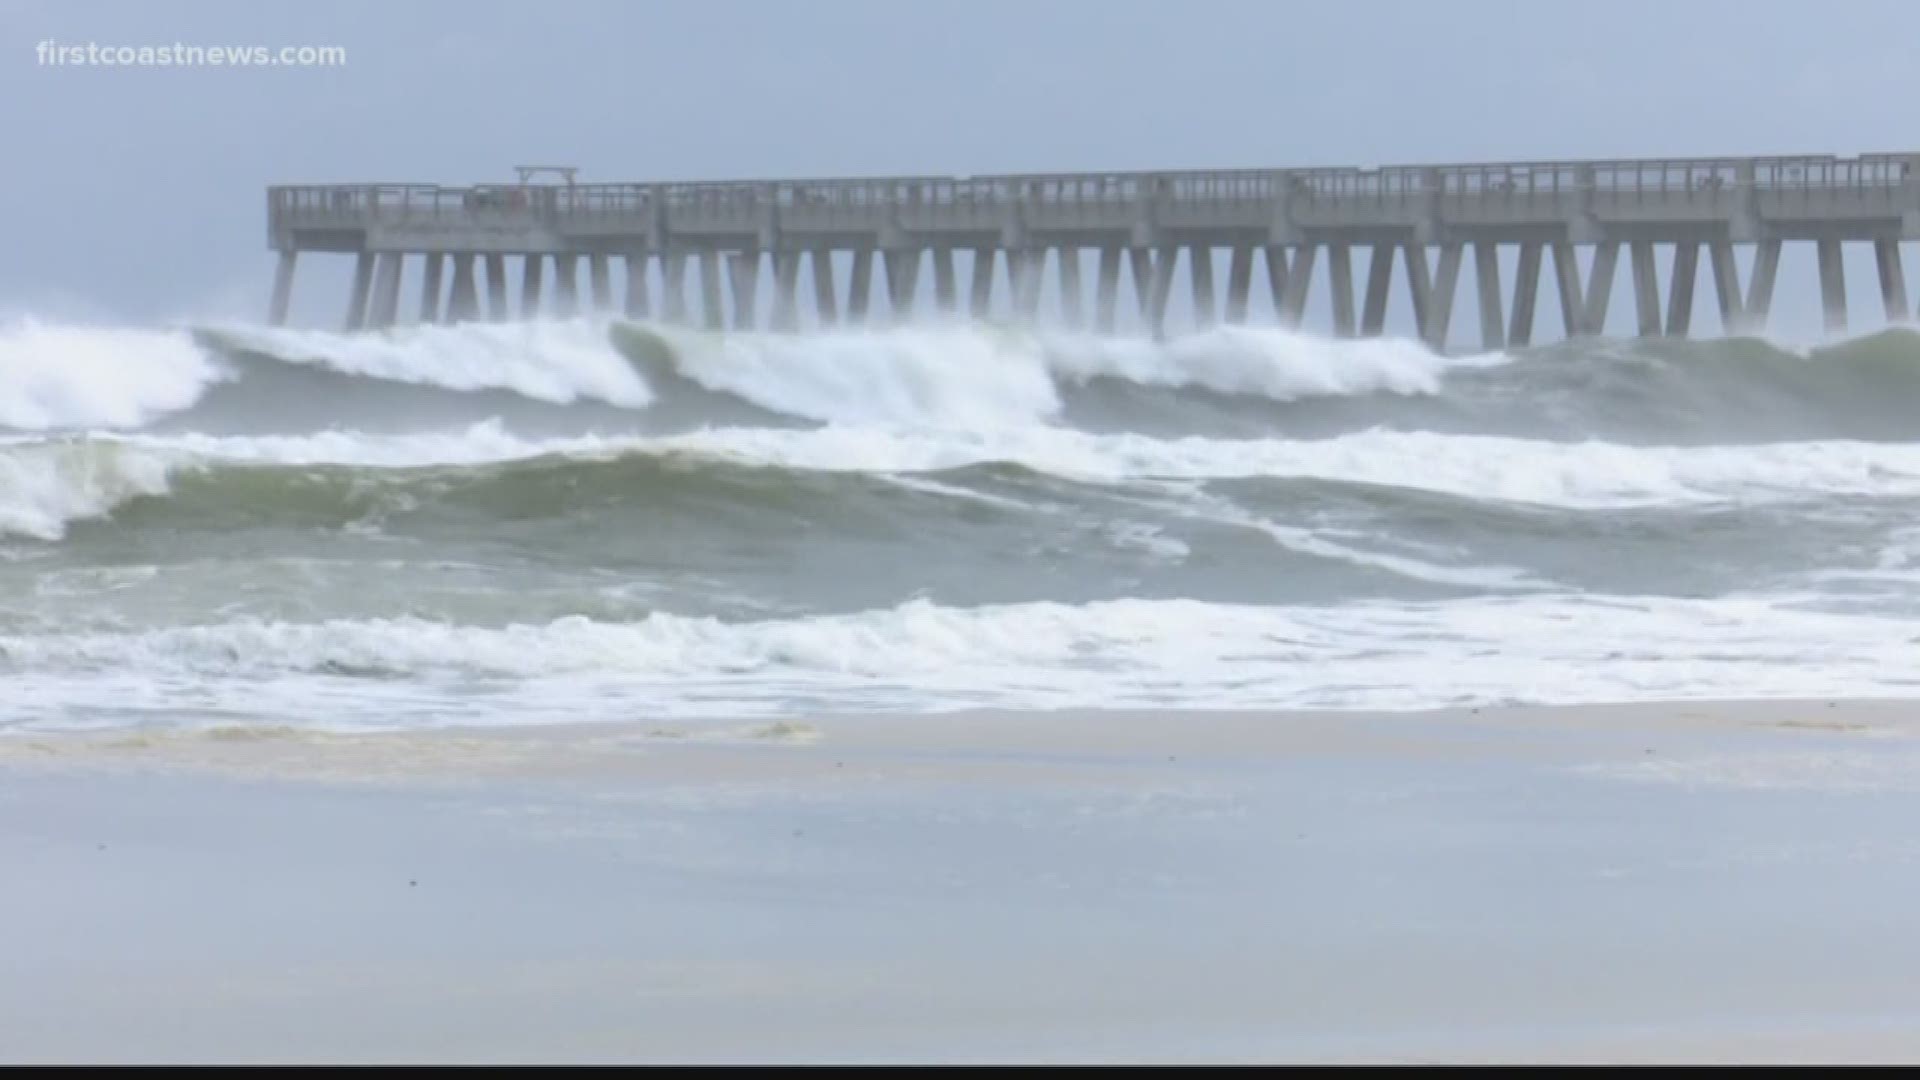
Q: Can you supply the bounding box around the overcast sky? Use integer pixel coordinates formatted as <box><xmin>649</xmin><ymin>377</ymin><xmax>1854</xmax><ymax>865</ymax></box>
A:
<box><xmin>1</xmin><ymin>0</ymin><xmax>1913</xmax><ymax>336</ymax></box>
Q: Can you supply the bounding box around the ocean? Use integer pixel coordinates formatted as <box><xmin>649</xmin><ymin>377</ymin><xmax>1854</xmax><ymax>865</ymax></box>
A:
<box><xmin>4</xmin><ymin>316</ymin><xmax>1919</xmax><ymax>732</ymax></box>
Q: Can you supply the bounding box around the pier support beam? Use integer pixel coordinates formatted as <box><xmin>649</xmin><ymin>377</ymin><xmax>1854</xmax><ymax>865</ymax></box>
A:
<box><xmin>447</xmin><ymin>254</ymin><xmax>480</xmax><ymax>323</ymax></box>
<box><xmin>931</xmin><ymin>248</ymin><xmax>958</xmax><ymax>314</ymax></box>
<box><xmin>1012</xmin><ymin>248</ymin><xmax>1045</xmax><ymax>322</ymax></box>
<box><xmin>1402</xmin><ymin>240</ymin><xmax>1434</xmax><ymax>343</ymax></box>
<box><xmin>1278</xmin><ymin>245</ymin><xmax>1314</xmax><ymax>327</ymax></box>
<box><xmin>1360</xmin><ymin>243</ymin><xmax>1394</xmax><ymax>336</ymax></box>
<box><xmin>1666</xmin><ymin>241</ymin><xmax>1699</xmax><ymax>337</ymax></box>
<box><xmin>847</xmin><ymin>248</ymin><xmax>874</xmax><ymax>324</ymax></box>
<box><xmin>484</xmin><ymin>255</ymin><xmax>508</xmax><ymax>321</ymax></box>
<box><xmin>520</xmin><ymin>254</ymin><xmax>544</xmax><ymax>319</ymax></box>
<box><xmin>1225</xmin><ymin>246</ymin><xmax>1254</xmax><ymax>324</ymax></box>
<box><xmin>1745</xmin><ymin>239</ymin><xmax>1780</xmax><ymax>333</ymax></box>
<box><xmin>1551</xmin><ymin>241</ymin><xmax>1584</xmax><ymax>338</ymax></box>
<box><xmin>663</xmin><ymin>252</ymin><xmax>688</xmax><ymax>323</ymax></box>
<box><xmin>1327</xmin><ymin>244</ymin><xmax>1356</xmax><ymax>338</ymax></box>
<box><xmin>1474</xmin><ymin>241</ymin><xmax>1505</xmax><ymax>349</ymax></box>
<box><xmin>588</xmin><ymin>254</ymin><xmax>611</xmax><ymax>313</ymax></box>
<box><xmin>418</xmin><ymin>252</ymin><xmax>444</xmax><ymax>324</ymax></box>
<box><xmin>1630</xmin><ymin>240</ymin><xmax>1661</xmax><ymax>338</ymax></box>
<box><xmin>367</xmin><ymin>252</ymin><xmax>403</xmax><ymax>330</ymax></box>
<box><xmin>1128</xmin><ymin>248</ymin><xmax>1154</xmax><ymax>326</ymax></box>
<box><xmin>344</xmin><ymin>252</ymin><xmax>374</xmax><ymax>331</ymax></box>
<box><xmin>624</xmin><ymin>253</ymin><xmax>650</xmax><ymax>319</ymax></box>
<box><xmin>730</xmin><ymin>251</ymin><xmax>762</xmax><ymax>329</ymax></box>
<box><xmin>1817</xmin><ymin>238</ymin><xmax>1847</xmax><ymax>334</ymax></box>
<box><xmin>771</xmin><ymin>251</ymin><xmax>800</xmax><ymax>329</ymax></box>
<box><xmin>1057</xmin><ymin>247</ymin><xmax>1083</xmax><ymax>327</ymax></box>
<box><xmin>699</xmin><ymin>250</ymin><xmax>725</xmax><ymax>330</ymax></box>
<box><xmin>1189</xmin><ymin>244</ymin><xmax>1216</xmax><ymax>328</ymax></box>
<box><xmin>883</xmin><ymin>248</ymin><xmax>920</xmax><ymax>322</ymax></box>
<box><xmin>970</xmin><ymin>248</ymin><xmax>995</xmax><ymax>320</ymax></box>
<box><xmin>1708</xmin><ymin>240</ymin><xmax>1744</xmax><ymax>334</ymax></box>
<box><xmin>1095</xmin><ymin>247</ymin><xmax>1122</xmax><ymax>331</ymax></box>
<box><xmin>1424</xmin><ymin>244</ymin><xmax>1463</xmax><ymax>351</ymax></box>
<box><xmin>1508</xmin><ymin>241</ymin><xmax>1541</xmax><ymax>348</ymax></box>
<box><xmin>1146</xmin><ymin>246</ymin><xmax>1177</xmax><ymax>338</ymax></box>
<box><xmin>811</xmin><ymin>249</ymin><xmax>837</xmax><ymax>326</ymax></box>
<box><xmin>1585</xmin><ymin>241</ymin><xmax>1619</xmax><ymax>336</ymax></box>
<box><xmin>1875</xmin><ymin>238</ymin><xmax>1909</xmax><ymax>324</ymax></box>
<box><xmin>268</xmin><ymin>250</ymin><xmax>297</xmax><ymax>327</ymax></box>
<box><xmin>553</xmin><ymin>255</ymin><xmax>579</xmax><ymax>319</ymax></box>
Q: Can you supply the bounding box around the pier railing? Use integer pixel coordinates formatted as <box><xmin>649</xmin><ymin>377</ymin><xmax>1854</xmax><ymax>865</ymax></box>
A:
<box><xmin>270</xmin><ymin>153</ymin><xmax>1919</xmax><ymax>239</ymax></box>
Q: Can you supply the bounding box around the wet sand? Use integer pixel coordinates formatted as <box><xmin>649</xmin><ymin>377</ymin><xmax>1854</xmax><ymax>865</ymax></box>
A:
<box><xmin>5</xmin><ymin>700</ymin><xmax>1920</xmax><ymax>1063</ymax></box>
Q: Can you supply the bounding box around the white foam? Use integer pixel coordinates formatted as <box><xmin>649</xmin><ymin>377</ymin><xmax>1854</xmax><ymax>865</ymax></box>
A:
<box><xmin>2</xmin><ymin>594</ymin><xmax>1915</xmax><ymax>729</ymax></box>
<box><xmin>204</xmin><ymin>318</ymin><xmax>653</xmax><ymax>407</ymax></box>
<box><xmin>0</xmin><ymin>318</ymin><xmax>222</xmax><ymax>431</ymax></box>
<box><xmin>11</xmin><ymin>425</ymin><xmax>1920</xmax><ymax>530</ymax></box>
<box><xmin>0</xmin><ymin>440</ymin><xmax>175</xmax><ymax>540</ymax></box>
<box><xmin>652</xmin><ymin>321</ymin><xmax>1489</xmax><ymax>428</ymax></box>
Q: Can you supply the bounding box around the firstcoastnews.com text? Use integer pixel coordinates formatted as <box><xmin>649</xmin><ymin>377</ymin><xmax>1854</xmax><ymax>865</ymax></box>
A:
<box><xmin>36</xmin><ymin>41</ymin><xmax>347</xmax><ymax>68</ymax></box>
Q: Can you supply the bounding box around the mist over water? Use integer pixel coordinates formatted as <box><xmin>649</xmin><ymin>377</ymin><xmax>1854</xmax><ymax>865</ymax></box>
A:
<box><xmin>5</xmin><ymin>313</ymin><xmax>1920</xmax><ymax>731</ymax></box>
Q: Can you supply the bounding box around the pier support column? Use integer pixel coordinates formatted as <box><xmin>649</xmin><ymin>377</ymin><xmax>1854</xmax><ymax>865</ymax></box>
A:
<box><xmin>1188</xmin><ymin>244</ymin><xmax>1216</xmax><ymax>328</ymax></box>
<box><xmin>883</xmin><ymin>248</ymin><xmax>920</xmax><ymax>322</ymax></box>
<box><xmin>1817</xmin><ymin>239</ymin><xmax>1848</xmax><ymax>334</ymax></box>
<box><xmin>1146</xmin><ymin>246</ymin><xmax>1178</xmax><ymax>338</ymax></box>
<box><xmin>1402</xmin><ymin>241</ymin><xmax>1433</xmax><ymax>342</ymax></box>
<box><xmin>1474</xmin><ymin>241</ymin><xmax>1505</xmax><ymax>350</ymax></box>
<box><xmin>771</xmin><ymin>251</ymin><xmax>800</xmax><ymax>329</ymax></box>
<box><xmin>1278</xmin><ymin>245</ymin><xmax>1315</xmax><ymax>327</ymax></box>
<box><xmin>1128</xmin><ymin>248</ymin><xmax>1154</xmax><ymax>325</ymax></box>
<box><xmin>1225</xmin><ymin>246</ymin><xmax>1254</xmax><ymax>324</ymax></box>
<box><xmin>970</xmin><ymin>248</ymin><xmax>996</xmax><ymax>320</ymax></box>
<box><xmin>447</xmin><ymin>254</ymin><xmax>480</xmax><ymax>323</ymax></box>
<box><xmin>1585</xmin><ymin>241</ymin><xmax>1619</xmax><ymax>336</ymax></box>
<box><xmin>847</xmin><ymin>248</ymin><xmax>874</xmax><ymax>324</ymax></box>
<box><xmin>1508</xmin><ymin>242</ymin><xmax>1541</xmax><ymax>348</ymax></box>
<box><xmin>664</xmin><ymin>251</ymin><xmax>689</xmax><ymax>323</ymax></box>
<box><xmin>519</xmin><ymin>254</ymin><xmax>545</xmax><ymax>319</ymax></box>
<box><xmin>1095</xmin><ymin>247</ymin><xmax>1122</xmax><ymax>331</ymax></box>
<box><xmin>1057</xmin><ymin>247</ymin><xmax>1083</xmax><ymax>328</ymax></box>
<box><xmin>1424</xmin><ymin>244</ymin><xmax>1463</xmax><ymax>351</ymax></box>
<box><xmin>344</xmin><ymin>252</ymin><xmax>374</xmax><ymax>331</ymax></box>
<box><xmin>1360</xmin><ymin>243</ymin><xmax>1394</xmax><ymax>336</ymax></box>
<box><xmin>1265</xmin><ymin>247</ymin><xmax>1292</xmax><ymax>322</ymax></box>
<box><xmin>418</xmin><ymin>252</ymin><xmax>445</xmax><ymax>324</ymax></box>
<box><xmin>553</xmin><ymin>255</ymin><xmax>579</xmax><ymax>319</ymax></box>
<box><xmin>1550</xmin><ymin>242</ymin><xmax>1584</xmax><ymax>338</ymax></box>
<box><xmin>588</xmin><ymin>254</ymin><xmax>611</xmax><ymax>313</ymax></box>
<box><xmin>367</xmin><ymin>252</ymin><xmax>403</xmax><ymax>330</ymax></box>
<box><xmin>1708</xmin><ymin>240</ymin><xmax>1746</xmax><ymax>334</ymax></box>
<box><xmin>1875</xmin><ymin>238</ymin><xmax>1909</xmax><ymax>324</ymax></box>
<box><xmin>931</xmin><ymin>248</ymin><xmax>958</xmax><ymax>314</ymax></box>
<box><xmin>730</xmin><ymin>251</ymin><xmax>762</xmax><ymax>329</ymax></box>
<box><xmin>268</xmin><ymin>250</ymin><xmax>297</xmax><ymax>327</ymax></box>
<box><xmin>1629</xmin><ymin>240</ymin><xmax>1660</xmax><ymax>338</ymax></box>
<box><xmin>699</xmin><ymin>250</ymin><xmax>725</xmax><ymax>330</ymax></box>
<box><xmin>1012</xmin><ymin>248</ymin><xmax>1045</xmax><ymax>322</ymax></box>
<box><xmin>623</xmin><ymin>253</ymin><xmax>651</xmax><ymax>319</ymax></box>
<box><xmin>1745</xmin><ymin>240</ymin><xmax>1779</xmax><ymax>332</ymax></box>
<box><xmin>481</xmin><ymin>255</ymin><xmax>506</xmax><ymax>321</ymax></box>
<box><xmin>1666</xmin><ymin>241</ymin><xmax>1699</xmax><ymax>338</ymax></box>
<box><xmin>1327</xmin><ymin>244</ymin><xmax>1356</xmax><ymax>338</ymax></box>
<box><xmin>811</xmin><ymin>249</ymin><xmax>837</xmax><ymax>326</ymax></box>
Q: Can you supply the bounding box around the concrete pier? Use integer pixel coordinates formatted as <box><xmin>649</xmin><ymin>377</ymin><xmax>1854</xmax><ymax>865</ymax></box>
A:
<box><xmin>268</xmin><ymin>153</ymin><xmax>1920</xmax><ymax>345</ymax></box>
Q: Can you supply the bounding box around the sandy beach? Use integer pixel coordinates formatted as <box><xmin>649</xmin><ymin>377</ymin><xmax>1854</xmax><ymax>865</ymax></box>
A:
<box><xmin>6</xmin><ymin>699</ymin><xmax>1920</xmax><ymax>1063</ymax></box>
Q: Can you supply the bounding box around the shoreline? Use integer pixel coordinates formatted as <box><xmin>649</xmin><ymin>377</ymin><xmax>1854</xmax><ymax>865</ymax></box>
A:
<box><xmin>7</xmin><ymin>698</ymin><xmax>1920</xmax><ymax>1062</ymax></box>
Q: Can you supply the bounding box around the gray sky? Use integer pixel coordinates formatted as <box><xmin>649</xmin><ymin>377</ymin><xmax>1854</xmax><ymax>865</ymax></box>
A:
<box><xmin>2</xmin><ymin>0</ymin><xmax>1912</xmax><ymax>335</ymax></box>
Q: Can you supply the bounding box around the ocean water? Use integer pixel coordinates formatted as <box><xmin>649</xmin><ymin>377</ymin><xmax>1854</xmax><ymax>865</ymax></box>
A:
<box><xmin>4</xmin><ymin>315</ymin><xmax>1920</xmax><ymax>732</ymax></box>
